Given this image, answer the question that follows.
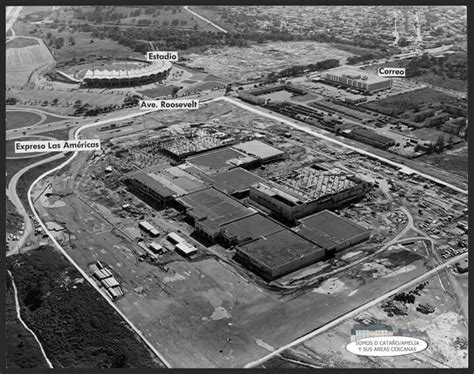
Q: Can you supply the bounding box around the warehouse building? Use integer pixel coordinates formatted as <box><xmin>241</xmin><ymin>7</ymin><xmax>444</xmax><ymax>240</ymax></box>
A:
<box><xmin>345</xmin><ymin>128</ymin><xmax>395</xmax><ymax>149</ymax></box>
<box><xmin>248</xmin><ymin>166</ymin><xmax>372</xmax><ymax>223</ymax></box>
<box><xmin>321</xmin><ymin>68</ymin><xmax>392</xmax><ymax>93</ymax></box>
<box><xmin>294</xmin><ymin>210</ymin><xmax>370</xmax><ymax>255</ymax></box>
<box><xmin>126</xmin><ymin>164</ymin><xmax>208</xmax><ymax>207</ymax></box>
<box><xmin>219</xmin><ymin>213</ymin><xmax>286</xmax><ymax>247</ymax></box>
<box><xmin>232</xmin><ymin>140</ymin><xmax>286</xmax><ymax>164</ymax></box>
<box><xmin>235</xmin><ymin>230</ymin><xmax>325</xmax><ymax>281</ymax></box>
<box><xmin>187</xmin><ymin>148</ymin><xmax>258</xmax><ymax>175</ymax></box>
<box><xmin>211</xmin><ymin>168</ymin><xmax>266</xmax><ymax>198</ymax></box>
<box><xmin>176</xmin><ymin>187</ymin><xmax>256</xmax><ymax>240</ymax></box>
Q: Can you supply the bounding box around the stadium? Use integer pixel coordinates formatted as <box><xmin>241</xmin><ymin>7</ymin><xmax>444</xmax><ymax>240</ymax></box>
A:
<box><xmin>55</xmin><ymin>58</ymin><xmax>172</xmax><ymax>88</ymax></box>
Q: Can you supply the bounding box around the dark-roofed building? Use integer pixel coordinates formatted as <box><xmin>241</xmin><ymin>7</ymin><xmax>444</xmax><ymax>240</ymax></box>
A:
<box><xmin>295</xmin><ymin>210</ymin><xmax>370</xmax><ymax>254</ymax></box>
<box><xmin>211</xmin><ymin>168</ymin><xmax>266</xmax><ymax>198</ymax></box>
<box><xmin>235</xmin><ymin>230</ymin><xmax>325</xmax><ymax>280</ymax></box>
<box><xmin>176</xmin><ymin>187</ymin><xmax>255</xmax><ymax>240</ymax></box>
<box><xmin>346</xmin><ymin>128</ymin><xmax>395</xmax><ymax>149</ymax></box>
<box><xmin>219</xmin><ymin>213</ymin><xmax>286</xmax><ymax>247</ymax></box>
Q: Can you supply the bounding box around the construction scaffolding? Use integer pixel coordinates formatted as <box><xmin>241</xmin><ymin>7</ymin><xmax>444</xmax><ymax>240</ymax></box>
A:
<box><xmin>275</xmin><ymin>167</ymin><xmax>358</xmax><ymax>201</ymax></box>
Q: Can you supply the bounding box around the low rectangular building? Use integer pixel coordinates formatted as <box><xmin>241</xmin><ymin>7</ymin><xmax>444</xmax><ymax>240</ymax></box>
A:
<box><xmin>187</xmin><ymin>148</ymin><xmax>257</xmax><ymax>175</ymax></box>
<box><xmin>139</xmin><ymin>221</ymin><xmax>160</xmax><ymax>237</ymax></box>
<box><xmin>249</xmin><ymin>167</ymin><xmax>372</xmax><ymax>223</ymax></box>
<box><xmin>219</xmin><ymin>213</ymin><xmax>286</xmax><ymax>247</ymax></box>
<box><xmin>295</xmin><ymin>210</ymin><xmax>370</xmax><ymax>254</ymax></box>
<box><xmin>211</xmin><ymin>168</ymin><xmax>266</xmax><ymax>198</ymax></box>
<box><xmin>176</xmin><ymin>187</ymin><xmax>255</xmax><ymax>240</ymax></box>
<box><xmin>175</xmin><ymin>241</ymin><xmax>198</xmax><ymax>257</ymax></box>
<box><xmin>232</xmin><ymin>140</ymin><xmax>285</xmax><ymax>164</ymax></box>
<box><xmin>345</xmin><ymin>128</ymin><xmax>395</xmax><ymax>149</ymax></box>
<box><xmin>235</xmin><ymin>230</ymin><xmax>325</xmax><ymax>280</ymax></box>
<box><xmin>126</xmin><ymin>164</ymin><xmax>208</xmax><ymax>207</ymax></box>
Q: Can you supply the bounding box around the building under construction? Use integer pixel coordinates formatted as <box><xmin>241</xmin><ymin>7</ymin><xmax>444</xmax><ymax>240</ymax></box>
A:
<box><xmin>158</xmin><ymin>130</ymin><xmax>234</xmax><ymax>161</ymax></box>
<box><xmin>248</xmin><ymin>166</ymin><xmax>372</xmax><ymax>223</ymax></box>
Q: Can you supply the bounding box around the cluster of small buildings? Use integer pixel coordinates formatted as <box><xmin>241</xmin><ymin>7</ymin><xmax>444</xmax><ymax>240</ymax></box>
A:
<box><xmin>91</xmin><ymin>261</ymin><xmax>123</xmax><ymax>300</ymax></box>
<box><xmin>124</xmin><ymin>138</ymin><xmax>372</xmax><ymax>280</ymax></box>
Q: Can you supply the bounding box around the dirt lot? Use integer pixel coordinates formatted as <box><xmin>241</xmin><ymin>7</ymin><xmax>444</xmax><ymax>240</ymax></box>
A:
<box><xmin>272</xmin><ymin>269</ymin><xmax>468</xmax><ymax>368</ymax></box>
<box><xmin>184</xmin><ymin>41</ymin><xmax>355</xmax><ymax>82</ymax></box>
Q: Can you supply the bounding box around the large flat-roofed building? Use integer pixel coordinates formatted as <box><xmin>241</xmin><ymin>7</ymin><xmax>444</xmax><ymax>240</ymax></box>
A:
<box><xmin>176</xmin><ymin>187</ymin><xmax>255</xmax><ymax>240</ymax></box>
<box><xmin>126</xmin><ymin>164</ymin><xmax>208</xmax><ymax>206</ymax></box>
<box><xmin>232</xmin><ymin>140</ymin><xmax>286</xmax><ymax>164</ymax></box>
<box><xmin>248</xmin><ymin>166</ymin><xmax>372</xmax><ymax>223</ymax></box>
<box><xmin>219</xmin><ymin>213</ymin><xmax>286</xmax><ymax>247</ymax></box>
<box><xmin>187</xmin><ymin>148</ymin><xmax>258</xmax><ymax>175</ymax></box>
<box><xmin>321</xmin><ymin>67</ymin><xmax>392</xmax><ymax>93</ymax></box>
<box><xmin>211</xmin><ymin>168</ymin><xmax>266</xmax><ymax>198</ymax></box>
<box><xmin>295</xmin><ymin>210</ymin><xmax>370</xmax><ymax>254</ymax></box>
<box><xmin>235</xmin><ymin>230</ymin><xmax>325</xmax><ymax>281</ymax></box>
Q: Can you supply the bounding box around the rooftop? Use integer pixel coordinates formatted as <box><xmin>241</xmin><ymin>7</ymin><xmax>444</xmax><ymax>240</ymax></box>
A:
<box><xmin>177</xmin><ymin>187</ymin><xmax>255</xmax><ymax>229</ymax></box>
<box><xmin>211</xmin><ymin>168</ymin><xmax>265</xmax><ymax>195</ymax></box>
<box><xmin>84</xmin><ymin>61</ymin><xmax>171</xmax><ymax>80</ymax></box>
<box><xmin>296</xmin><ymin>210</ymin><xmax>369</xmax><ymax>249</ymax></box>
<box><xmin>322</xmin><ymin>67</ymin><xmax>391</xmax><ymax>85</ymax></box>
<box><xmin>131</xmin><ymin>164</ymin><xmax>208</xmax><ymax>197</ymax></box>
<box><xmin>232</xmin><ymin>140</ymin><xmax>285</xmax><ymax>160</ymax></box>
<box><xmin>238</xmin><ymin>230</ymin><xmax>324</xmax><ymax>269</ymax></box>
<box><xmin>187</xmin><ymin>148</ymin><xmax>256</xmax><ymax>174</ymax></box>
<box><xmin>220</xmin><ymin>213</ymin><xmax>286</xmax><ymax>244</ymax></box>
<box><xmin>261</xmin><ymin>166</ymin><xmax>363</xmax><ymax>203</ymax></box>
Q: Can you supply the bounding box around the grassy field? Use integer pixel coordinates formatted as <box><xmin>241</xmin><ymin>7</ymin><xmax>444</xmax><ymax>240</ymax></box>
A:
<box><xmin>7</xmin><ymin>88</ymin><xmax>126</xmax><ymax>116</ymax></box>
<box><xmin>137</xmin><ymin>85</ymin><xmax>180</xmax><ymax>98</ymax></box>
<box><xmin>52</xmin><ymin>32</ymin><xmax>137</xmax><ymax>63</ymax></box>
<box><xmin>107</xmin><ymin>6</ymin><xmax>216</xmax><ymax>32</ymax></box>
<box><xmin>418</xmin><ymin>145</ymin><xmax>468</xmax><ymax>178</ymax></box>
<box><xmin>6</xmin><ymin>37</ymin><xmax>39</xmax><ymax>48</ymax></box>
<box><xmin>362</xmin><ymin>88</ymin><xmax>457</xmax><ymax>116</ymax></box>
<box><xmin>6</xmin><ymin>37</ymin><xmax>54</xmax><ymax>86</ymax></box>
<box><xmin>179</xmin><ymin>80</ymin><xmax>226</xmax><ymax>95</ymax></box>
<box><xmin>6</xmin><ymin>245</ymin><xmax>165</xmax><ymax>368</ymax></box>
<box><xmin>6</xmin><ymin>155</ymin><xmax>51</xmax><ymax>185</ymax></box>
<box><xmin>6</xmin><ymin>274</ymin><xmax>49</xmax><ymax>368</ymax></box>
<box><xmin>6</xmin><ymin>111</ymin><xmax>42</xmax><ymax>130</ymax></box>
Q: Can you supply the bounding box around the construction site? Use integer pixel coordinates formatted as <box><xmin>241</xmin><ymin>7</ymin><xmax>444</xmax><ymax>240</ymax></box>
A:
<box><xmin>29</xmin><ymin>98</ymin><xmax>468</xmax><ymax>368</ymax></box>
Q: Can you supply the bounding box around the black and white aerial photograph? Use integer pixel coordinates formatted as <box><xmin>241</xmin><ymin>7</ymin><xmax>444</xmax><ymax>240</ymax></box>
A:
<box><xmin>4</xmin><ymin>3</ymin><xmax>470</xmax><ymax>370</ymax></box>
